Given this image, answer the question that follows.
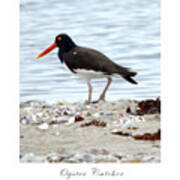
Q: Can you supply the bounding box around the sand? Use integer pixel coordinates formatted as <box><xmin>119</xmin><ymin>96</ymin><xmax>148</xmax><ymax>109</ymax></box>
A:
<box><xmin>20</xmin><ymin>99</ymin><xmax>160</xmax><ymax>163</ymax></box>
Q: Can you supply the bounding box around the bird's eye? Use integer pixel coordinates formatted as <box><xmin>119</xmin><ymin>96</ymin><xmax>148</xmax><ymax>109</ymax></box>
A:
<box><xmin>57</xmin><ymin>37</ymin><xmax>62</xmax><ymax>41</ymax></box>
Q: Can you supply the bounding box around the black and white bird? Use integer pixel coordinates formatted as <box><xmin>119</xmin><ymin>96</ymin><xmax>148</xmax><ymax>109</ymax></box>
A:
<box><xmin>37</xmin><ymin>34</ymin><xmax>138</xmax><ymax>103</ymax></box>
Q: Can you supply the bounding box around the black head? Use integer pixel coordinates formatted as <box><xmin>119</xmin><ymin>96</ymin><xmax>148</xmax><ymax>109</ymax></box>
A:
<box><xmin>55</xmin><ymin>34</ymin><xmax>76</xmax><ymax>52</ymax></box>
<box><xmin>36</xmin><ymin>33</ymin><xmax>76</xmax><ymax>60</ymax></box>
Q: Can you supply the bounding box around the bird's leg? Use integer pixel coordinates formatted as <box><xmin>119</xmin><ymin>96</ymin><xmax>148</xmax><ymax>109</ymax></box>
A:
<box><xmin>93</xmin><ymin>77</ymin><xmax>112</xmax><ymax>103</ymax></box>
<box><xmin>86</xmin><ymin>81</ymin><xmax>93</xmax><ymax>104</ymax></box>
<box><xmin>99</xmin><ymin>77</ymin><xmax>112</xmax><ymax>100</ymax></box>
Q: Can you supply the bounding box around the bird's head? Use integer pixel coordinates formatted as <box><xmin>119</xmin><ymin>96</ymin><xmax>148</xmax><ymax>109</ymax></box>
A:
<box><xmin>36</xmin><ymin>33</ymin><xmax>76</xmax><ymax>60</ymax></box>
<box><xmin>55</xmin><ymin>34</ymin><xmax>75</xmax><ymax>48</ymax></box>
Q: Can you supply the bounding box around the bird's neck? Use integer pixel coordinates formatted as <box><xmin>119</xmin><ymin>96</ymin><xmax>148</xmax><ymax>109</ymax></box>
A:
<box><xmin>58</xmin><ymin>42</ymin><xmax>76</xmax><ymax>63</ymax></box>
<box><xmin>63</xmin><ymin>41</ymin><xmax>76</xmax><ymax>52</ymax></box>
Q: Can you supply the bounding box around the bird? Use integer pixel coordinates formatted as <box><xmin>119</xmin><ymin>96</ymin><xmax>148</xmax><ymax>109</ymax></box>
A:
<box><xmin>36</xmin><ymin>34</ymin><xmax>138</xmax><ymax>103</ymax></box>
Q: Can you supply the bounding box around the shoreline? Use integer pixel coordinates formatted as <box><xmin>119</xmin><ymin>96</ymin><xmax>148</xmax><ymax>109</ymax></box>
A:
<box><xmin>20</xmin><ymin>96</ymin><xmax>160</xmax><ymax>104</ymax></box>
<box><xmin>20</xmin><ymin>98</ymin><xmax>160</xmax><ymax>163</ymax></box>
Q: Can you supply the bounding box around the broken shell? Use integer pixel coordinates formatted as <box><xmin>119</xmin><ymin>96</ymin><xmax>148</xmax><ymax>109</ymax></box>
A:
<box><xmin>38</xmin><ymin>123</ymin><xmax>49</xmax><ymax>130</ymax></box>
<box><xmin>47</xmin><ymin>153</ymin><xmax>63</xmax><ymax>163</ymax></box>
<box><xmin>66</xmin><ymin>116</ymin><xmax>75</xmax><ymax>124</ymax></box>
<box><xmin>20</xmin><ymin>153</ymin><xmax>37</xmax><ymax>163</ymax></box>
<box><xmin>93</xmin><ymin>112</ymin><xmax>100</xmax><ymax>118</ymax></box>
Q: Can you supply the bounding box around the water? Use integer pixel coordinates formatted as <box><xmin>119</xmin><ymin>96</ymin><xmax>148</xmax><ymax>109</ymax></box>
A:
<box><xmin>20</xmin><ymin>0</ymin><xmax>160</xmax><ymax>102</ymax></box>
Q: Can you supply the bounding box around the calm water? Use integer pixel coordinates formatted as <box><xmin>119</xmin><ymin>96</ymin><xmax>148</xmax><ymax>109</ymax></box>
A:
<box><xmin>20</xmin><ymin>0</ymin><xmax>160</xmax><ymax>102</ymax></box>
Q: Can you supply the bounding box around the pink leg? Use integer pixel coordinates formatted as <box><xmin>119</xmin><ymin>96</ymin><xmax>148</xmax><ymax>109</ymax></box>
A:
<box><xmin>93</xmin><ymin>77</ymin><xmax>112</xmax><ymax>103</ymax></box>
<box><xmin>99</xmin><ymin>77</ymin><xmax>112</xmax><ymax>100</ymax></box>
<box><xmin>87</xmin><ymin>81</ymin><xmax>93</xmax><ymax>103</ymax></box>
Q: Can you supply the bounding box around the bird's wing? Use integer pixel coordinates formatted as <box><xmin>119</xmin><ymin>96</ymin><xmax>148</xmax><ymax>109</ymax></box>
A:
<box><xmin>63</xmin><ymin>46</ymin><xmax>129</xmax><ymax>75</ymax></box>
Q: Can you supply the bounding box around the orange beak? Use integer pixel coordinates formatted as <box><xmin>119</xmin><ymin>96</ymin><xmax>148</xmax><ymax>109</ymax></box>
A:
<box><xmin>36</xmin><ymin>42</ymin><xmax>57</xmax><ymax>59</ymax></box>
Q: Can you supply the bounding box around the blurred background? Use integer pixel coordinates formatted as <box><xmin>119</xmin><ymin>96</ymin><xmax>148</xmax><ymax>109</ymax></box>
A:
<box><xmin>20</xmin><ymin>0</ymin><xmax>160</xmax><ymax>102</ymax></box>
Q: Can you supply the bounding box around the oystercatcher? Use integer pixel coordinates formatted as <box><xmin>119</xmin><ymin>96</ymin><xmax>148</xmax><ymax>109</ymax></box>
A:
<box><xmin>37</xmin><ymin>34</ymin><xmax>138</xmax><ymax>103</ymax></box>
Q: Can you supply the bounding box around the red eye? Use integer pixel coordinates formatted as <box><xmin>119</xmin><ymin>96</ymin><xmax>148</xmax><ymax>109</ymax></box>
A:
<box><xmin>58</xmin><ymin>37</ymin><xmax>62</xmax><ymax>41</ymax></box>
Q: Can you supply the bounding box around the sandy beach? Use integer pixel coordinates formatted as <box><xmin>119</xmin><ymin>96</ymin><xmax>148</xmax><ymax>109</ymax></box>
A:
<box><xmin>20</xmin><ymin>98</ymin><xmax>160</xmax><ymax>163</ymax></box>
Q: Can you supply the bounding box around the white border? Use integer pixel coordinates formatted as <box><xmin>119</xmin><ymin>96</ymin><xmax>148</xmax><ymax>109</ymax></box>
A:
<box><xmin>1</xmin><ymin>0</ymin><xmax>180</xmax><ymax>179</ymax></box>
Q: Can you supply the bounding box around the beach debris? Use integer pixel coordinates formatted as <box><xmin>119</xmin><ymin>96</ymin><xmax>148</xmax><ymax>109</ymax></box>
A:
<box><xmin>133</xmin><ymin>129</ymin><xmax>161</xmax><ymax>141</ymax></box>
<box><xmin>96</xmin><ymin>155</ymin><xmax>118</xmax><ymax>163</ymax></box>
<box><xmin>93</xmin><ymin>112</ymin><xmax>100</xmax><ymax>118</ymax></box>
<box><xmin>80</xmin><ymin>119</ymin><xmax>107</xmax><ymax>128</ymax></box>
<box><xmin>20</xmin><ymin>153</ymin><xmax>38</xmax><ymax>163</ymax></box>
<box><xmin>53</xmin><ymin>106</ymin><xmax>75</xmax><ymax>116</ymax></box>
<box><xmin>126</xmin><ymin>107</ymin><xmax>131</xmax><ymax>113</ymax></box>
<box><xmin>75</xmin><ymin>115</ymin><xmax>84</xmax><ymax>122</ymax></box>
<box><xmin>128</xmin><ymin>158</ymin><xmax>143</xmax><ymax>163</ymax></box>
<box><xmin>20</xmin><ymin>151</ymin><xmax>160</xmax><ymax>163</ymax></box>
<box><xmin>111</xmin><ymin>131</ymin><xmax>131</xmax><ymax>137</ymax></box>
<box><xmin>111</xmin><ymin>129</ymin><xmax>161</xmax><ymax>141</ymax></box>
<box><xmin>85</xmin><ymin>148</ymin><xmax>110</xmax><ymax>155</ymax></box>
<box><xmin>113</xmin><ymin>152</ymin><xmax>125</xmax><ymax>160</ymax></box>
<box><xmin>37</xmin><ymin>123</ymin><xmax>49</xmax><ymax>130</ymax></box>
<box><xmin>48</xmin><ymin>116</ymin><xmax>70</xmax><ymax>125</ymax></box>
<box><xmin>137</xmin><ymin>97</ymin><xmax>160</xmax><ymax>114</ymax></box>
<box><xmin>127</xmin><ymin>127</ymin><xmax>138</xmax><ymax>130</ymax></box>
<box><xmin>120</xmin><ymin>152</ymin><xmax>160</xmax><ymax>163</ymax></box>
<box><xmin>126</xmin><ymin>97</ymin><xmax>160</xmax><ymax>115</ymax></box>
<box><xmin>20</xmin><ymin>119</ymin><xmax>29</xmax><ymax>125</ymax></box>
<box><xmin>74</xmin><ymin>153</ymin><xmax>96</xmax><ymax>162</ymax></box>
<box><xmin>62</xmin><ymin>157</ymin><xmax>80</xmax><ymax>163</ymax></box>
<box><xmin>47</xmin><ymin>153</ymin><xmax>64</xmax><ymax>163</ymax></box>
<box><xmin>66</xmin><ymin>116</ymin><xmax>75</xmax><ymax>124</ymax></box>
<box><xmin>114</xmin><ymin>115</ymin><xmax>144</xmax><ymax>129</ymax></box>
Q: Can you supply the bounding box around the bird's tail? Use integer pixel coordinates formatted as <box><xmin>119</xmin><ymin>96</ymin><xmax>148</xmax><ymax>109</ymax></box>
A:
<box><xmin>122</xmin><ymin>71</ymin><xmax>138</xmax><ymax>84</ymax></box>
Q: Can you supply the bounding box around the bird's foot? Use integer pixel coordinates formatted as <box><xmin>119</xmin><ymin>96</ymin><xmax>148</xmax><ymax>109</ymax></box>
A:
<box><xmin>84</xmin><ymin>97</ymin><xmax>105</xmax><ymax>104</ymax></box>
<box><xmin>92</xmin><ymin>94</ymin><xmax>106</xmax><ymax>104</ymax></box>
<box><xmin>92</xmin><ymin>100</ymin><xmax>98</xmax><ymax>104</ymax></box>
<box><xmin>92</xmin><ymin>98</ymin><xmax>105</xmax><ymax>104</ymax></box>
